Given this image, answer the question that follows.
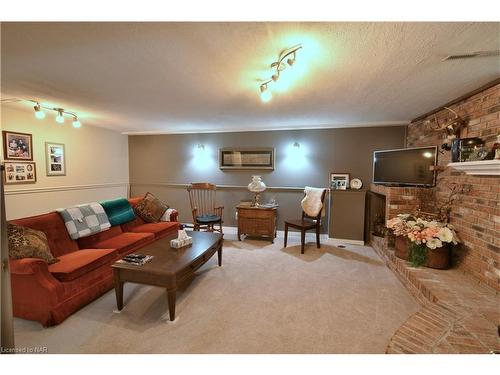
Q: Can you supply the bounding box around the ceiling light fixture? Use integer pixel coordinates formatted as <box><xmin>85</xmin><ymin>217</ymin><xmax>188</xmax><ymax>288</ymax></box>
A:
<box><xmin>1</xmin><ymin>98</ymin><xmax>83</xmax><ymax>128</ymax></box>
<box><xmin>72</xmin><ymin>116</ymin><xmax>81</xmax><ymax>128</ymax></box>
<box><xmin>259</xmin><ymin>44</ymin><xmax>302</xmax><ymax>102</ymax></box>
<box><xmin>55</xmin><ymin>108</ymin><xmax>65</xmax><ymax>124</ymax></box>
<box><xmin>260</xmin><ymin>82</ymin><xmax>273</xmax><ymax>103</ymax></box>
<box><xmin>33</xmin><ymin>102</ymin><xmax>46</xmax><ymax>119</ymax></box>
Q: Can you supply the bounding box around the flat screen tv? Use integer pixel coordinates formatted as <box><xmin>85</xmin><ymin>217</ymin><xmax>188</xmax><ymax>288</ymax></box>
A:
<box><xmin>373</xmin><ymin>146</ymin><xmax>437</xmax><ymax>187</ymax></box>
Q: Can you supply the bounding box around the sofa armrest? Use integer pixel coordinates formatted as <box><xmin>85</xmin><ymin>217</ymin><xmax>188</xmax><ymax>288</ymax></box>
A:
<box><xmin>9</xmin><ymin>258</ymin><xmax>63</xmax><ymax>300</ymax></box>
<box><xmin>170</xmin><ymin>209</ymin><xmax>178</xmax><ymax>222</ymax></box>
<box><xmin>159</xmin><ymin>208</ymin><xmax>178</xmax><ymax>222</ymax></box>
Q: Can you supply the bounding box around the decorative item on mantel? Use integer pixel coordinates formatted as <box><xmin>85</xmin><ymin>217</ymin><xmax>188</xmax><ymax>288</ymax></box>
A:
<box><xmin>492</xmin><ymin>134</ymin><xmax>500</xmax><ymax>160</ymax></box>
<box><xmin>386</xmin><ymin>214</ymin><xmax>459</xmax><ymax>269</ymax></box>
<box><xmin>247</xmin><ymin>175</ymin><xmax>266</xmax><ymax>207</ymax></box>
<box><xmin>425</xmin><ymin>106</ymin><xmax>466</xmax><ymax>153</ymax></box>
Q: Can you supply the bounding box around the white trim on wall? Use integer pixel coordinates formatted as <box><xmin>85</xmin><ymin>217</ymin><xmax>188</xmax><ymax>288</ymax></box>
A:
<box><xmin>4</xmin><ymin>182</ymin><xmax>129</xmax><ymax>196</ymax></box>
<box><xmin>130</xmin><ymin>182</ymin><xmax>331</xmax><ymax>193</ymax></box>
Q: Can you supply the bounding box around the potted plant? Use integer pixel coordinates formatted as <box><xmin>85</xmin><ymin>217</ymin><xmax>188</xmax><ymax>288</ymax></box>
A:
<box><xmin>386</xmin><ymin>214</ymin><xmax>414</xmax><ymax>260</ymax></box>
<box><xmin>406</xmin><ymin>219</ymin><xmax>459</xmax><ymax>269</ymax></box>
<box><xmin>386</xmin><ymin>215</ymin><xmax>459</xmax><ymax>268</ymax></box>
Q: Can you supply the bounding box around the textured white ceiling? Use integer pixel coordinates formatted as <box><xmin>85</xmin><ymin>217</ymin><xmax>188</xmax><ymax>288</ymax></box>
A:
<box><xmin>1</xmin><ymin>22</ymin><xmax>499</xmax><ymax>133</ymax></box>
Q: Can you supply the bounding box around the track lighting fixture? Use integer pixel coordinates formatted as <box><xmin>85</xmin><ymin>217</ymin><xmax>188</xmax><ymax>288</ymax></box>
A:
<box><xmin>55</xmin><ymin>108</ymin><xmax>65</xmax><ymax>124</ymax></box>
<box><xmin>1</xmin><ymin>98</ymin><xmax>83</xmax><ymax>128</ymax></box>
<box><xmin>258</xmin><ymin>44</ymin><xmax>302</xmax><ymax>102</ymax></box>
<box><xmin>34</xmin><ymin>102</ymin><xmax>46</xmax><ymax>119</ymax></box>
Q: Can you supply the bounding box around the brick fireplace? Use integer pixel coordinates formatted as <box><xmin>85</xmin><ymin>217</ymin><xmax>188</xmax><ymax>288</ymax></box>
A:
<box><xmin>369</xmin><ymin>81</ymin><xmax>499</xmax><ymax>291</ymax></box>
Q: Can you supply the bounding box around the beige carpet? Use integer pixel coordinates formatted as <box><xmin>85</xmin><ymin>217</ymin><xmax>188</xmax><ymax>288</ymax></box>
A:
<box><xmin>13</xmin><ymin>231</ymin><xmax>419</xmax><ymax>353</ymax></box>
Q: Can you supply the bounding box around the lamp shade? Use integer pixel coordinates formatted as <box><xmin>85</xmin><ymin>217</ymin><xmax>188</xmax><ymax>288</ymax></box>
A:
<box><xmin>248</xmin><ymin>176</ymin><xmax>266</xmax><ymax>193</ymax></box>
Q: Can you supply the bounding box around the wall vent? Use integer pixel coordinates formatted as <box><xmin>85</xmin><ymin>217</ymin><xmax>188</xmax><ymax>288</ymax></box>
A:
<box><xmin>443</xmin><ymin>50</ymin><xmax>500</xmax><ymax>61</ymax></box>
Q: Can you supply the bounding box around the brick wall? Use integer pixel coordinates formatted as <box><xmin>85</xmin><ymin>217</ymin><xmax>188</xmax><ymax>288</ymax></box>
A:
<box><xmin>370</xmin><ymin>184</ymin><xmax>420</xmax><ymax>222</ymax></box>
<box><xmin>406</xmin><ymin>83</ymin><xmax>499</xmax><ymax>291</ymax></box>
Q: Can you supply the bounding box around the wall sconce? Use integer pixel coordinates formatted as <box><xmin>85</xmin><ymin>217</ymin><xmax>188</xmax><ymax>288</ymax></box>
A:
<box><xmin>259</xmin><ymin>44</ymin><xmax>303</xmax><ymax>102</ymax></box>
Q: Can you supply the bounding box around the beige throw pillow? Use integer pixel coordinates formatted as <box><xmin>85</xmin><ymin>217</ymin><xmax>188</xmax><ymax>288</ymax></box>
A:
<box><xmin>7</xmin><ymin>223</ymin><xmax>59</xmax><ymax>264</ymax></box>
<box><xmin>134</xmin><ymin>192</ymin><xmax>169</xmax><ymax>223</ymax></box>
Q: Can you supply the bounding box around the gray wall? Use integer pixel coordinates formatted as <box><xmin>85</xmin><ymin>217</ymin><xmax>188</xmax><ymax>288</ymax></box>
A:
<box><xmin>129</xmin><ymin>126</ymin><xmax>406</xmax><ymax>232</ymax></box>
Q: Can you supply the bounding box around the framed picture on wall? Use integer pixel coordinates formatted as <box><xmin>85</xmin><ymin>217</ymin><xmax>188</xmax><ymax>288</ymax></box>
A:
<box><xmin>3</xmin><ymin>161</ymin><xmax>37</xmax><ymax>185</ymax></box>
<box><xmin>219</xmin><ymin>148</ymin><xmax>275</xmax><ymax>170</ymax></box>
<box><xmin>45</xmin><ymin>142</ymin><xmax>66</xmax><ymax>176</ymax></box>
<box><xmin>330</xmin><ymin>173</ymin><xmax>350</xmax><ymax>190</ymax></box>
<box><xmin>2</xmin><ymin>131</ymin><xmax>33</xmax><ymax>160</ymax></box>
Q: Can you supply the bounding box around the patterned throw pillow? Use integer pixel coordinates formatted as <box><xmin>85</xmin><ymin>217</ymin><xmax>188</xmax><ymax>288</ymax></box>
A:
<box><xmin>134</xmin><ymin>192</ymin><xmax>169</xmax><ymax>223</ymax></box>
<box><xmin>7</xmin><ymin>224</ymin><xmax>59</xmax><ymax>264</ymax></box>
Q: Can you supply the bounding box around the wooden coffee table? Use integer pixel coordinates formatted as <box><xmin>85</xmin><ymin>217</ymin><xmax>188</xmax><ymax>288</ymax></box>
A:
<box><xmin>112</xmin><ymin>231</ymin><xmax>223</xmax><ymax>321</ymax></box>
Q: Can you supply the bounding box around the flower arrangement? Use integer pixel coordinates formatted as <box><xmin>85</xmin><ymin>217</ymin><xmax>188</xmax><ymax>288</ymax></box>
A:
<box><xmin>386</xmin><ymin>214</ymin><xmax>459</xmax><ymax>267</ymax></box>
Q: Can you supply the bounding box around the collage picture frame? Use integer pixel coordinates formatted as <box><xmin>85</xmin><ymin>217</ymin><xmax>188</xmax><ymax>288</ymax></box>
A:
<box><xmin>45</xmin><ymin>142</ymin><xmax>66</xmax><ymax>176</ymax></box>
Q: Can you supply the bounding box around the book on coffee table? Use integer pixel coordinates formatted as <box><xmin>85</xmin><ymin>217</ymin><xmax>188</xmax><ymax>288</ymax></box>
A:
<box><xmin>117</xmin><ymin>254</ymin><xmax>154</xmax><ymax>266</ymax></box>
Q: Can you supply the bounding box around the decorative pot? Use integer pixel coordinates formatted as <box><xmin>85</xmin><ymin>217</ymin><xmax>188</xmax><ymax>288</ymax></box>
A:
<box><xmin>394</xmin><ymin>236</ymin><xmax>410</xmax><ymax>260</ymax></box>
<box><xmin>426</xmin><ymin>245</ymin><xmax>450</xmax><ymax>270</ymax></box>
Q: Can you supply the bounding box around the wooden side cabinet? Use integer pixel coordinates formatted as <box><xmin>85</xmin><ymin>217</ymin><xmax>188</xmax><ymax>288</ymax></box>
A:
<box><xmin>329</xmin><ymin>190</ymin><xmax>366</xmax><ymax>245</ymax></box>
<box><xmin>236</xmin><ymin>205</ymin><xmax>277</xmax><ymax>243</ymax></box>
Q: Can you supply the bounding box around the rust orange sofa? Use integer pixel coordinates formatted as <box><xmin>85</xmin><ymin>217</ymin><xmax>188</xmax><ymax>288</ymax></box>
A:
<box><xmin>8</xmin><ymin>197</ymin><xmax>179</xmax><ymax>326</ymax></box>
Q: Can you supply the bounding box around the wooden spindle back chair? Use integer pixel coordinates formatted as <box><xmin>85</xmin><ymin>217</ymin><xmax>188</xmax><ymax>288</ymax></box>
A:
<box><xmin>187</xmin><ymin>183</ymin><xmax>224</xmax><ymax>233</ymax></box>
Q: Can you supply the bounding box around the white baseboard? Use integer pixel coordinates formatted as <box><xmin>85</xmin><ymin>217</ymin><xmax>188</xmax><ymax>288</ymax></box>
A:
<box><xmin>328</xmin><ymin>238</ymin><xmax>365</xmax><ymax>246</ymax></box>
<box><xmin>182</xmin><ymin>224</ymin><xmax>329</xmax><ymax>240</ymax></box>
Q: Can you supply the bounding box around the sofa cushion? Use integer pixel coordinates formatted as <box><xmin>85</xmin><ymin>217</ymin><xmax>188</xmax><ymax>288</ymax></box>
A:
<box><xmin>134</xmin><ymin>192</ymin><xmax>169</xmax><ymax>223</ymax></box>
<box><xmin>7</xmin><ymin>224</ymin><xmax>59</xmax><ymax>264</ymax></box>
<box><xmin>49</xmin><ymin>248</ymin><xmax>118</xmax><ymax>282</ymax></box>
<box><xmin>9</xmin><ymin>212</ymin><xmax>79</xmax><ymax>257</ymax></box>
<box><xmin>90</xmin><ymin>232</ymin><xmax>155</xmax><ymax>254</ymax></box>
<box><xmin>128</xmin><ymin>197</ymin><xmax>143</xmax><ymax>207</ymax></box>
<box><xmin>77</xmin><ymin>226</ymin><xmax>123</xmax><ymax>249</ymax></box>
<box><xmin>100</xmin><ymin>198</ymin><xmax>136</xmax><ymax>226</ymax></box>
<box><xmin>128</xmin><ymin>221</ymin><xmax>179</xmax><ymax>238</ymax></box>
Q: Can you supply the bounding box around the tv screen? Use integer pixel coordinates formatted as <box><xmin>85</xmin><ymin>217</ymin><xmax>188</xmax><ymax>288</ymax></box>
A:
<box><xmin>373</xmin><ymin>146</ymin><xmax>437</xmax><ymax>187</ymax></box>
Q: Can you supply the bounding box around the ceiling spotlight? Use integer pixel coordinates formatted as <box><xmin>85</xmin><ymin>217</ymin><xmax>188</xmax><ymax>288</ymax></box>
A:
<box><xmin>271</xmin><ymin>74</ymin><xmax>279</xmax><ymax>82</ymax></box>
<box><xmin>33</xmin><ymin>103</ymin><xmax>46</xmax><ymax>119</ymax></box>
<box><xmin>56</xmin><ymin>109</ymin><xmax>65</xmax><ymax>124</ymax></box>
<box><xmin>260</xmin><ymin>84</ymin><xmax>272</xmax><ymax>103</ymax></box>
<box><xmin>72</xmin><ymin>116</ymin><xmax>81</xmax><ymax>128</ymax></box>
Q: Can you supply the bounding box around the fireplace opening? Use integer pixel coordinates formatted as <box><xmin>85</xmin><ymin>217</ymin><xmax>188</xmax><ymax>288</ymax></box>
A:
<box><xmin>366</xmin><ymin>191</ymin><xmax>386</xmax><ymax>238</ymax></box>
